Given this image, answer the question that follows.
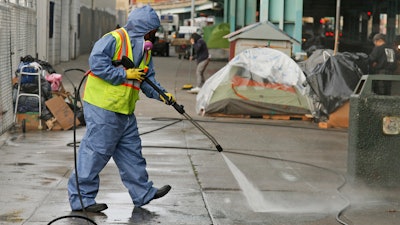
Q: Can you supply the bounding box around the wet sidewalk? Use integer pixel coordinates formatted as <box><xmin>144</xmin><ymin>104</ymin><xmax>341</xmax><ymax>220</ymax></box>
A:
<box><xmin>1</xmin><ymin>49</ymin><xmax>399</xmax><ymax>225</ymax></box>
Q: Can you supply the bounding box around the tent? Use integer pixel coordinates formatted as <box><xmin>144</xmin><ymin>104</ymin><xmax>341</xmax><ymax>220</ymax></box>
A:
<box><xmin>196</xmin><ymin>47</ymin><xmax>314</xmax><ymax>116</ymax></box>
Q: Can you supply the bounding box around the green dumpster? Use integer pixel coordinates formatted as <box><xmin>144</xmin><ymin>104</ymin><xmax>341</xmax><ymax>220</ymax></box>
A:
<box><xmin>348</xmin><ymin>74</ymin><xmax>400</xmax><ymax>187</ymax></box>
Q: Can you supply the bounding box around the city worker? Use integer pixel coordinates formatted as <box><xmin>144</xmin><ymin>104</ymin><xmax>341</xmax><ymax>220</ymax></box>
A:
<box><xmin>67</xmin><ymin>5</ymin><xmax>175</xmax><ymax>213</ymax></box>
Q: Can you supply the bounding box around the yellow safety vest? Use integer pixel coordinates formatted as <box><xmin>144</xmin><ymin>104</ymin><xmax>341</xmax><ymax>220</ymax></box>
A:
<box><xmin>83</xmin><ymin>28</ymin><xmax>151</xmax><ymax>115</ymax></box>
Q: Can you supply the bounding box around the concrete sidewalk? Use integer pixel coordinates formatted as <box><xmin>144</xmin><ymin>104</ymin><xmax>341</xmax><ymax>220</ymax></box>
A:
<box><xmin>1</xmin><ymin>48</ymin><xmax>399</xmax><ymax>225</ymax></box>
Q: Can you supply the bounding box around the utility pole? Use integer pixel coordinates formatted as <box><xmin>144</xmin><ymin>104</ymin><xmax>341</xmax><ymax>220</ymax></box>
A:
<box><xmin>333</xmin><ymin>0</ymin><xmax>341</xmax><ymax>55</ymax></box>
<box><xmin>191</xmin><ymin>0</ymin><xmax>195</xmax><ymax>26</ymax></box>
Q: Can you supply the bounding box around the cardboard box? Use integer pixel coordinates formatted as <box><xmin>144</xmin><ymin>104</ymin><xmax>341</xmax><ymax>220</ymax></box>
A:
<box><xmin>45</xmin><ymin>96</ymin><xmax>80</xmax><ymax>130</ymax></box>
<box><xmin>326</xmin><ymin>101</ymin><xmax>349</xmax><ymax>128</ymax></box>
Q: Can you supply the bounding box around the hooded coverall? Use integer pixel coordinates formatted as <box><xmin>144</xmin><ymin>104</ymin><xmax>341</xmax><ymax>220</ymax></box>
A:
<box><xmin>67</xmin><ymin>5</ymin><xmax>167</xmax><ymax>210</ymax></box>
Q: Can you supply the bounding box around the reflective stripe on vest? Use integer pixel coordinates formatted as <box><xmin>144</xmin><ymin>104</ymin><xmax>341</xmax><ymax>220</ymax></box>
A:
<box><xmin>83</xmin><ymin>28</ymin><xmax>150</xmax><ymax>115</ymax></box>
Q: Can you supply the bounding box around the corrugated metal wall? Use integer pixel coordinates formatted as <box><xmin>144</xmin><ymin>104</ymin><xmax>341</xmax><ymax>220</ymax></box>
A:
<box><xmin>49</xmin><ymin>1</ymin><xmax>62</xmax><ymax>65</ymax></box>
<box><xmin>0</xmin><ymin>1</ymin><xmax>37</xmax><ymax>135</ymax></box>
<box><xmin>80</xmin><ymin>6</ymin><xmax>117</xmax><ymax>54</ymax></box>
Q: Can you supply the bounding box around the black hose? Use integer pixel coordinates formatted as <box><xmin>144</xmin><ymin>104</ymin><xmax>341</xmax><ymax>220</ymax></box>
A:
<box><xmin>67</xmin><ymin>116</ymin><xmax>351</xmax><ymax>224</ymax></box>
<box><xmin>141</xmin><ymin>117</ymin><xmax>351</xmax><ymax>225</ymax></box>
<box><xmin>141</xmin><ymin>144</ymin><xmax>351</xmax><ymax>225</ymax></box>
<box><xmin>72</xmin><ymin>70</ymin><xmax>89</xmax><ymax>213</ymax></box>
<box><xmin>60</xmin><ymin>67</ymin><xmax>351</xmax><ymax>224</ymax></box>
<box><xmin>47</xmin><ymin>215</ymin><xmax>97</xmax><ymax>225</ymax></box>
<box><xmin>48</xmin><ymin>69</ymin><xmax>95</xmax><ymax>225</ymax></box>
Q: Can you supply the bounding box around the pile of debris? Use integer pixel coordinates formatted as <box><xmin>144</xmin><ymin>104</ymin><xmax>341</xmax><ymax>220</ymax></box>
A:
<box><xmin>13</xmin><ymin>55</ymin><xmax>84</xmax><ymax>131</ymax></box>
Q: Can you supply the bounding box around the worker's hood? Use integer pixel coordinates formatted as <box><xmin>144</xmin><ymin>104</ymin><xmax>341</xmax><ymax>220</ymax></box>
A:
<box><xmin>124</xmin><ymin>5</ymin><xmax>160</xmax><ymax>38</ymax></box>
<box><xmin>124</xmin><ymin>5</ymin><xmax>160</xmax><ymax>66</ymax></box>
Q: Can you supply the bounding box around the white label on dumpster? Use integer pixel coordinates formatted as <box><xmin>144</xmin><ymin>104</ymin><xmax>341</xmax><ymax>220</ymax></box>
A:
<box><xmin>383</xmin><ymin>116</ymin><xmax>400</xmax><ymax>135</ymax></box>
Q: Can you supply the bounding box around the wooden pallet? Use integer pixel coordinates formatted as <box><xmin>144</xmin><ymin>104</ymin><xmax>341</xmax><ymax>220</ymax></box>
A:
<box><xmin>262</xmin><ymin>114</ymin><xmax>313</xmax><ymax>121</ymax></box>
<box><xmin>207</xmin><ymin>113</ymin><xmax>313</xmax><ymax>121</ymax></box>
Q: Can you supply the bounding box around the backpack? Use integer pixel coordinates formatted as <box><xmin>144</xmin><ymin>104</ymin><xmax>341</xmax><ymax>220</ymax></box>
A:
<box><xmin>384</xmin><ymin>47</ymin><xmax>398</xmax><ymax>72</ymax></box>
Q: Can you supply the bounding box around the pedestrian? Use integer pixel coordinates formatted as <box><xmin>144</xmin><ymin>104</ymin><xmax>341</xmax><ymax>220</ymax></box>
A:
<box><xmin>369</xmin><ymin>33</ymin><xmax>398</xmax><ymax>95</ymax></box>
<box><xmin>188</xmin><ymin>32</ymin><xmax>210</xmax><ymax>94</ymax></box>
<box><xmin>67</xmin><ymin>5</ymin><xmax>175</xmax><ymax>213</ymax></box>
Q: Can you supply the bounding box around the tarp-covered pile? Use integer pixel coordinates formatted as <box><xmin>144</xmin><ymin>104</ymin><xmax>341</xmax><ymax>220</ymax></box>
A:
<box><xmin>298</xmin><ymin>49</ymin><xmax>368</xmax><ymax>118</ymax></box>
<box><xmin>196</xmin><ymin>48</ymin><xmax>314</xmax><ymax>116</ymax></box>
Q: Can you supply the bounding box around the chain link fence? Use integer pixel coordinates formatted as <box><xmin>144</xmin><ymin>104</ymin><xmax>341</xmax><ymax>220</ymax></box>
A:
<box><xmin>0</xmin><ymin>1</ymin><xmax>37</xmax><ymax>135</ymax></box>
<box><xmin>0</xmin><ymin>1</ymin><xmax>117</xmax><ymax>136</ymax></box>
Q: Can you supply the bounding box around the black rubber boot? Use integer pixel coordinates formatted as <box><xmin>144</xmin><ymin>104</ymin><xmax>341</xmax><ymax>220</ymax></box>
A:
<box><xmin>153</xmin><ymin>185</ymin><xmax>171</xmax><ymax>199</ymax></box>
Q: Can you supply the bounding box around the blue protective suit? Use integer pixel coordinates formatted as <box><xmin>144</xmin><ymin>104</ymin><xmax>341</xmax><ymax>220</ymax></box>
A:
<box><xmin>67</xmin><ymin>5</ymin><xmax>167</xmax><ymax>210</ymax></box>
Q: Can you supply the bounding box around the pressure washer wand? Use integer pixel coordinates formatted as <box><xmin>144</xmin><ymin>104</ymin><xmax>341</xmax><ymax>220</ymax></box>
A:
<box><xmin>143</xmin><ymin>77</ymin><xmax>223</xmax><ymax>152</ymax></box>
<box><xmin>117</xmin><ymin>56</ymin><xmax>223</xmax><ymax>152</ymax></box>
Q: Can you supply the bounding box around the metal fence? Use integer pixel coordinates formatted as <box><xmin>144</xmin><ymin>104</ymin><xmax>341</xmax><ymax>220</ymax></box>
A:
<box><xmin>0</xmin><ymin>0</ymin><xmax>117</xmax><ymax>136</ymax></box>
<box><xmin>0</xmin><ymin>1</ymin><xmax>37</xmax><ymax>135</ymax></box>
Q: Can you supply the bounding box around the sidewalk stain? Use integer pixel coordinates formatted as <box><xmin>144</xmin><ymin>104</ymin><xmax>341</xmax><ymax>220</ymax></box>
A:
<box><xmin>0</xmin><ymin>210</ymin><xmax>23</xmax><ymax>223</ymax></box>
